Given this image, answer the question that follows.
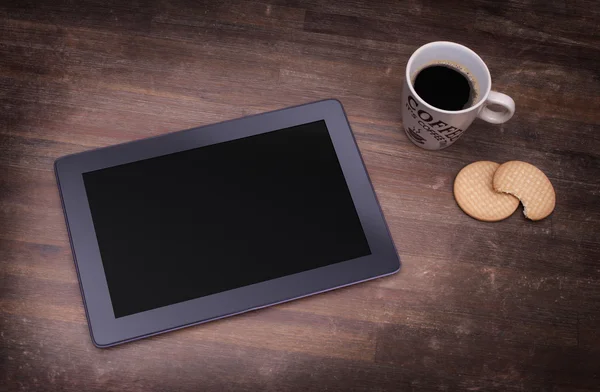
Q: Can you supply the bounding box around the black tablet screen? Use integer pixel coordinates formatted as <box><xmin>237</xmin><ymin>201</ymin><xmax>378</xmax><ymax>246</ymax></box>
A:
<box><xmin>83</xmin><ymin>120</ymin><xmax>371</xmax><ymax>318</ymax></box>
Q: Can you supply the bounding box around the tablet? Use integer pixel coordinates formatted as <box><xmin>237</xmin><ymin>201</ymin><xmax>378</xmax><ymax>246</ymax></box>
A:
<box><xmin>55</xmin><ymin>99</ymin><xmax>400</xmax><ymax>347</ymax></box>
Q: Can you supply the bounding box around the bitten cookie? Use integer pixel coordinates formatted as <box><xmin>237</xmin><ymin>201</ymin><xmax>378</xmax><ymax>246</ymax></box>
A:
<box><xmin>454</xmin><ymin>161</ymin><xmax>520</xmax><ymax>222</ymax></box>
<box><xmin>493</xmin><ymin>161</ymin><xmax>555</xmax><ymax>221</ymax></box>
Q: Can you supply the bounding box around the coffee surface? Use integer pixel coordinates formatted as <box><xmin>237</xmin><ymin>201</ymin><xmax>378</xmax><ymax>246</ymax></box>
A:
<box><xmin>413</xmin><ymin>64</ymin><xmax>474</xmax><ymax>111</ymax></box>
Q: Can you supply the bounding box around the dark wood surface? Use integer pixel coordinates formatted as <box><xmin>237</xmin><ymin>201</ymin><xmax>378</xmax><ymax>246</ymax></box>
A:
<box><xmin>1</xmin><ymin>0</ymin><xmax>599</xmax><ymax>390</ymax></box>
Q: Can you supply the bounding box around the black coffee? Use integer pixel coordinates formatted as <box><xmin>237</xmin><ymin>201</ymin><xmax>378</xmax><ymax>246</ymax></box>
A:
<box><xmin>413</xmin><ymin>64</ymin><xmax>475</xmax><ymax>111</ymax></box>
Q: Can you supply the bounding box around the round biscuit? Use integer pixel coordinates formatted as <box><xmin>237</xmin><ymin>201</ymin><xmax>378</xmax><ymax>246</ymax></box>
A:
<box><xmin>454</xmin><ymin>161</ymin><xmax>520</xmax><ymax>222</ymax></box>
<box><xmin>493</xmin><ymin>161</ymin><xmax>555</xmax><ymax>221</ymax></box>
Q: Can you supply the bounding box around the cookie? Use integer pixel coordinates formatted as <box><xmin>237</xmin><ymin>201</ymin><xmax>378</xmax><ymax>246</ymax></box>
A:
<box><xmin>454</xmin><ymin>161</ymin><xmax>520</xmax><ymax>222</ymax></box>
<box><xmin>493</xmin><ymin>161</ymin><xmax>555</xmax><ymax>221</ymax></box>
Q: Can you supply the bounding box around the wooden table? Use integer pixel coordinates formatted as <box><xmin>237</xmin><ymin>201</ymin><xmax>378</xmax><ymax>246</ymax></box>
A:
<box><xmin>2</xmin><ymin>1</ymin><xmax>599</xmax><ymax>390</ymax></box>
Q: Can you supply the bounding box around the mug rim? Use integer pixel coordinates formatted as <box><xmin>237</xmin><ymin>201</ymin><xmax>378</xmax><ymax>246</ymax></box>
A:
<box><xmin>405</xmin><ymin>41</ymin><xmax>492</xmax><ymax>115</ymax></box>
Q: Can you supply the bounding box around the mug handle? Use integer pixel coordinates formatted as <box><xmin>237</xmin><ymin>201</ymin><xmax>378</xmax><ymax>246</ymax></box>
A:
<box><xmin>477</xmin><ymin>91</ymin><xmax>515</xmax><ymax>124</ymax></box>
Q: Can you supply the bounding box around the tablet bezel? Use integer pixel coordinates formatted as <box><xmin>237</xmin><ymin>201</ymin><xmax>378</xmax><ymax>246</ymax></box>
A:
<box><xmin>55</xmin><ymin>99</ymin><xmax>400</xmax><ymax>347</ymax></box>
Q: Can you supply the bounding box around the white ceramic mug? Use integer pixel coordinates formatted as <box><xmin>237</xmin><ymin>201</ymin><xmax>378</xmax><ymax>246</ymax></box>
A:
<box><xmin>402</xmin><ymin>41</ymin><xmax>515</xmax><ymax>150</ymax></box>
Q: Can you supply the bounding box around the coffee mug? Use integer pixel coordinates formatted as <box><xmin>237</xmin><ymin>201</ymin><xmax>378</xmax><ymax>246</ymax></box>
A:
<box><xmin>402</xmin><ymin>41</ymin><xmax>515</xmax><ymax>150</ymax></box>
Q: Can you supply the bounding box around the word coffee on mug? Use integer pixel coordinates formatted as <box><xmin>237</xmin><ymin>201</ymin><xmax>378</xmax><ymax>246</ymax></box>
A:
<box><xmin>402</xmin><ymin>41</ymin><xmax>515</xmax><ymax>150</ymax></box>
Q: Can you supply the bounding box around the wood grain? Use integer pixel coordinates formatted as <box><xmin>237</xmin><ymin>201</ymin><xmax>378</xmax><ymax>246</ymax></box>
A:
<box><xmin>1</xmin><ymin>0</ymin><xmax>599</xmax><ymax>391</ymax></box>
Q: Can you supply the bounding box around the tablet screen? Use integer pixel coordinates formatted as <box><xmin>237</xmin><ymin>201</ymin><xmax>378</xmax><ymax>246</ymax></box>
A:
<box><xmin>83</xmin><ymin>120</ymin><xmax>371</xmax><ymax>318</ymax></box>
